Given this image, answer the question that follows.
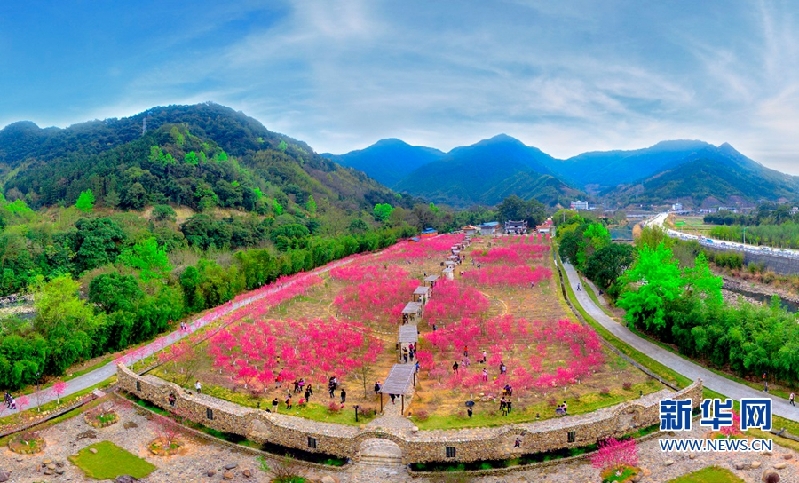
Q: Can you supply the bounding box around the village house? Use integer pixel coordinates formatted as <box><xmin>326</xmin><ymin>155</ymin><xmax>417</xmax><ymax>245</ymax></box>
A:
<box><xmin>504</xmin><ymin>220</ymin><xmax>527</xmax><ymax>234</ymax></box>
<box><xmin>479</xmin><ymin>221</ymin><xmax>501</xmax><ymax>235</ymax></box>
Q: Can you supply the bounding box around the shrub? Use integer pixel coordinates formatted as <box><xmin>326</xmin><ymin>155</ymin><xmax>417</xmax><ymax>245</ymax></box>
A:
<box><xmin>622</xmin><ymin>382</ymin><xmax>632</xmax><ymax>391</ymax></box>
<box><xmin>413</xmin><ymin>410</ymin><xmax>429</xmax><ymax>421</ymax></box>
<box><xmin>599</xmin><ymin>387</ymin><xmax>611</xmax><ymax>396</ymax></box>
<box><xmin>327</xmin><ymin>401</ymin><xmax>342</xmax><ymax>414</ymax></box>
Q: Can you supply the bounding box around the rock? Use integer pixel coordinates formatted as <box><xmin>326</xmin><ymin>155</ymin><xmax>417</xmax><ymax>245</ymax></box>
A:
<box><xmin>43</xmin><ymin>459</ymin><xmax>52</xmax><ymax>465</ymax></box>
<box><xmin>47</xmin><ymin>463</ymin><xmax>56</xmax><ymax>470</ymax></box>
<box><xmin>689</xmin><ymin>454</ymin><xmax>696</xmax><ymax>460</ymax></box>
<box><xmin>223</xmin><ymin>471</ymin><xmax>234</xmax><ymax>480</ymax></box>
<box><xmin>242</xmin><ymin>469</ymin><xmax>252</xmax><ymax>478</ymax></box>
<box><xmin>206</xmin><ymin>470</ymin><xmax>215</xmax><ymax>477</ymax></box>
<box><xmin>774</xmin><ymin>462</ymin><xmax>787</xmax><ymax>469</ymax></box>
<box><xmin>664</xmin><ymin>460</ymin><xmax>675</xmax><ymax>467</ymax></box>
<box><xmin>44</xmin><ymin>470</ymin><xmax>53</xmax><ymax>476</ymax></box>
<box><xmin>56</xmin><ymin>462</ymin><xmax>64</xmax><ymax>467</ymax></box>
<box><xmin>784</xmin><ymin>454</ymin><xmax>793</xmax><ymax>460</ymax></box>
<box><xmin>56</xmin><ymin>469</ymin><xmax>65</xmax><ymax>475</ymax></box>
<box><xmin>763</xmin><ymin>450</ymin><xmax>773</xmax><ymax>456</ymax></box>
<box><xmin>0</xmin><ymin>471</ymin><xmax>10</xmax><ymax>483</ymax></box>
<box><xmin>735</xmin><ymin>462</ymin><xmax>748</xmax><ymax>470</ymax></box>
<box><xmin>762</xmin><ymin>470</ymin><xmax>780</xmax><ymax>483</ymax></box>
<box><xmin>223</xmin><ymin>463</ymin><xmax>238</xmax><ymax>470</ymax></box>
<box><xmin>89</xmin><ymin>447</ymin><xmax>98</xmax><ymax>454</ymax></box>
<box><xmin>320</xmin><ymin>477</ymin><xmax>338</xmax><ymax>483</ymax></box>
<box><xmin>752</xmin><ymin>461</ymin><xmax>762</xmax><ymax>469</ymax></box>
<box><xmin>115</xmin><ymin>476</ymin><xmax>139</xmax><ymax>483</ymax></box>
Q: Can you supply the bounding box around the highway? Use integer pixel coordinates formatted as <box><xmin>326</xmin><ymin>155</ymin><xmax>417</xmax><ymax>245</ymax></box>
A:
<box><xmin>645</xmin><ymin>212</ymin><xmax>799</xmax><ymax>259</ymax></box>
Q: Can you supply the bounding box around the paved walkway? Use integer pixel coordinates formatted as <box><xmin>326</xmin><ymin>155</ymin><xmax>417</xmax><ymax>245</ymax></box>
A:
<box><xmin>562</xmin><ymin>260</ymin><xmax>799</xmax><ymax>423</ymax></box>
<box><xmin>4</xmin><ymin>256</ymin><xmax>360</xmax><ymax>415</ymax></box>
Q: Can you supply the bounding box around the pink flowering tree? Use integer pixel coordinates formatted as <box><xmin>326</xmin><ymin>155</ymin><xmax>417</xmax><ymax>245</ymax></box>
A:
<box><xmin>51</xmin><ymin>380</ymin><xmax>68</xmax><ymax>404</ymax></box>
<box><xmin>590</xmin><ymin>438</ymin><xmax>638</xmax><ymax>473</ymax></box>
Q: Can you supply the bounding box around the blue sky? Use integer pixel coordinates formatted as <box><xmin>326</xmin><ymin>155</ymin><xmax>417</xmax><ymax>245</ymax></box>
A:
<box><xmin>2</xmin><ymin>1</ymin><xmax>799</xmax><ymax>174</ymax></box>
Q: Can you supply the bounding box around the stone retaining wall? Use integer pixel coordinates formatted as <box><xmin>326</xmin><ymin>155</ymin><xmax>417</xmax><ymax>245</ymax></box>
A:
<box><xmin>118</xmin><ymin>365</ymin><xmax>702</xmax><ymax>464</ymax></box>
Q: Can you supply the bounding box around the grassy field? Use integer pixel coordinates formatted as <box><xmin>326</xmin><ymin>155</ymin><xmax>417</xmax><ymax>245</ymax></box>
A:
<box><xmin>150</xmin><ymin>235</ymin><xmax>661</xmax><ymax>428</ymax></box>
<box><xmin>68</xmin><ymin>440</ymin><xmax>156</xmax><ymax>479</ymax></box>
<box><xmin>672</xmin><ymin>216</ymin><xmax>715</xmax><ymax>235</ymax></box>
<box><xmin>666</xmin><ymin>466</ymin><xmax>744</xmax><ymax>483</ymax></box>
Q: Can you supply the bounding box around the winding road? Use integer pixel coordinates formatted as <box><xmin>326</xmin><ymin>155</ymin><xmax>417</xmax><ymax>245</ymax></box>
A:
<box><xmin>562</xmin><ymin>260</ymin><xmax>799</xmax><ymax>423</ymax></box>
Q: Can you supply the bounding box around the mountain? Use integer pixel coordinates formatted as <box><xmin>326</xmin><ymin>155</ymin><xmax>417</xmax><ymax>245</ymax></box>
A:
<box><xmin>322</xmin><ymin>139</ymin><xmax>445</xmax><ymax>188</ymax></box>
<box><xmin>542</xmin><ymin>140</ymin><xmax>713</xmax><ymax>191</ymax></box>
<box><xmin>0</xmin><ymin>103</ymin><xmax>406</xmax><ymax>217</ymax></box>
<box><xmin>393</xmin><ymin>134</ymin><xmax>581</xmax><ymax>207</ymax></box>
<box><xmin>604</xmin><ymin>143</ymin><xmax>799</xmax><ymax>207</ymax></box>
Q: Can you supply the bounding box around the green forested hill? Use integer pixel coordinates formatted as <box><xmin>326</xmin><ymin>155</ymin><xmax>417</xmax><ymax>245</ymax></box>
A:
<box><xmin>1</xmin><ymin>103</ymin><xmax>405</xmax><ymax>216</ymax></box>
<box><xmin>603</xmin><ymin>144</ymin><xmax>799</xmax><ymax>207</ymax></box>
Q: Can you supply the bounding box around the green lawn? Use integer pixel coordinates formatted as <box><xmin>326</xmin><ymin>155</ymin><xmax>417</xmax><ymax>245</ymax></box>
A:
<box><xmin>666</xmin><ymin>466</ymin><xmax>744</xmax><ymax>483</ymax></box>
<box><xmin>68</xmin><ymin>441</ymin><xmax>156</xmax><ymax>480</ymax></box>
<box><xmin>414</xmin><ymin>379</ymin><xmax>660</xmax><ymax>430</ymax></box>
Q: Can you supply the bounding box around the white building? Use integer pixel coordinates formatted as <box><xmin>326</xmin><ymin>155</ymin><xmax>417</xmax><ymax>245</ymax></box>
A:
<box><xmin>570</xmin><ymin>200</ymin><xmax>589</xmax><ymax>211</ymax></box>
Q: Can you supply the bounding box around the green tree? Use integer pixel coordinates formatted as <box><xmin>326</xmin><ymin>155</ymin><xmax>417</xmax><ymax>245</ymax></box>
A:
<box><xmin>75</xmin><ymin>189</ymin><xmax>96</xmax><ymax>213</ymax></box>
<box><xmin>118</xmin><ymin>237</ymin><xmax>172</xmax><ymax>281</ymax></box>
<box><xmin>73</xmin><ymin>218</ymin><xmax>126</xmax><ymax>273</ymax></box>
<box><xmin>617</xmin><ymin>243</ymin><xmax>683</xmax><ymax>332</ymax></box>
<box><xmin>152</xmin><ymin>204</ymin><xmax>177</xmax><ymax>222</ymax></box>
<box><xmin>272</xmin><ymin>199</ymin><xmax>284</xmax><ymax>216</ymax></box>
<box><xmin>373</xmin><ymin>203</ymin><xmax>394</xmax><ymax>223</ymax></box>
<box><xmin>497</xmin><ymin>195</ymin><xmax>547</xmax><ymax>227</ymax></box>
<box><xmin>683</xmin><ymin>253</ymin><xmax>723</xmax><ymax>306</ymax></box>
<box><xmin>32</xmin><ymin>275</ymin><xmax>97</xmax><ymax>373</ymax></box>
<box><xmin>305</xmin><ymin>195</ymin><xmax>317</xmax><ymax>215</ymax></box>
<box><xmin>89</xmin><ymin>273</ymin><xmax>143</xmax><ymax>313</ymax></box>
<box><xmin>124</xmin><ymin>182</ymin><xmax>147</xmax><ymax>209</ymax></box>
<box><xmin>584</xmin><ymin>243</ymin><xmax>636</xmax><ymax>291</ymax></box>
<box><xmin>184</xmin><ymin>151</ymin><xmax>199</xmax><ymax>165</ymax></box>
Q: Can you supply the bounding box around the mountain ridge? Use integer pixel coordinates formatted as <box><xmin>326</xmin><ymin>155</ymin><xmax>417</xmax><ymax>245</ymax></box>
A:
<box><xmin>325</xmin><ymin>135</ymin><xmax>799</xmax><ymax>208</ymax></box>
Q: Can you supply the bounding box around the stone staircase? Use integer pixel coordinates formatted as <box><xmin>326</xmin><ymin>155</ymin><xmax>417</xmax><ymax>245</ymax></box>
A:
<box><xmin>357</xmin><ymin>438</ymin><xmax>404</xmax><ymax>466</ymax></box>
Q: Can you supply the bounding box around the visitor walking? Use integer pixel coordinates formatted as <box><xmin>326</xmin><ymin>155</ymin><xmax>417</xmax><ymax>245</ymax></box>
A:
<box><xmin>415</xmin><ymin>361</ymin><xmax>420</xmax><ymax>373</ymax></box>
<box><xmin>390</xmin><ymin>393</ymin><xmax>396</xmax><ymax>405</ymax></box>
<box><xmin>482</xmin><ymin>350</ymin><xmax>487</xmax><ymax>364</ymax></box>
<box><xmin>452</xmin><ymin>361</ymin><xmax>459</xmax><ymax>374</ymax></box>
<box><xmin>467</xmin><ymin>407</ymin><xmax>473</xmax><ymax>418</ymax></box>
<box><xmin>272</xmin><ymin>398</ymin><xmax>279</xmax><ymax>412</ymax></box>
<box><xmin>791</xmin><ymin>392</ymin><xmax>796</xmax><ymax>407</ymax></box>
<box><xmin>304</xmin><ymin>387</ymin><xmax>311</xmax><ymax>402</ymax></box>
<box><xmin>340</xmin><ymin>389</ymin><xmax>346</xmax><ymax>404</ymax></box>
<box><xmin>195</xmin><ymin>380</ymin><xmax>202</xmax><ymax>393</ymax></box>
<box><xmin>577</xmin><ymin>283</ymin><xmax>581</xmax><ymax>291</ymax></box>
<box><xmin>500</xmin><ymin>362</ymin><xmax>507</xmax><ymax>375</ymax></box>
<box><xmin>482</xmin><ymin>368</ymin><xmax>488</xmax><ymax>382</ymax></box>
<box><xmin>374</xmin><ymin>381</ymin><xmax>381</xmax><ymax>395</ymax></box>
<box><xmin>763</xmin><ymin>372</ymin><xmax>769</xmax><ymax>393</ymax></box>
